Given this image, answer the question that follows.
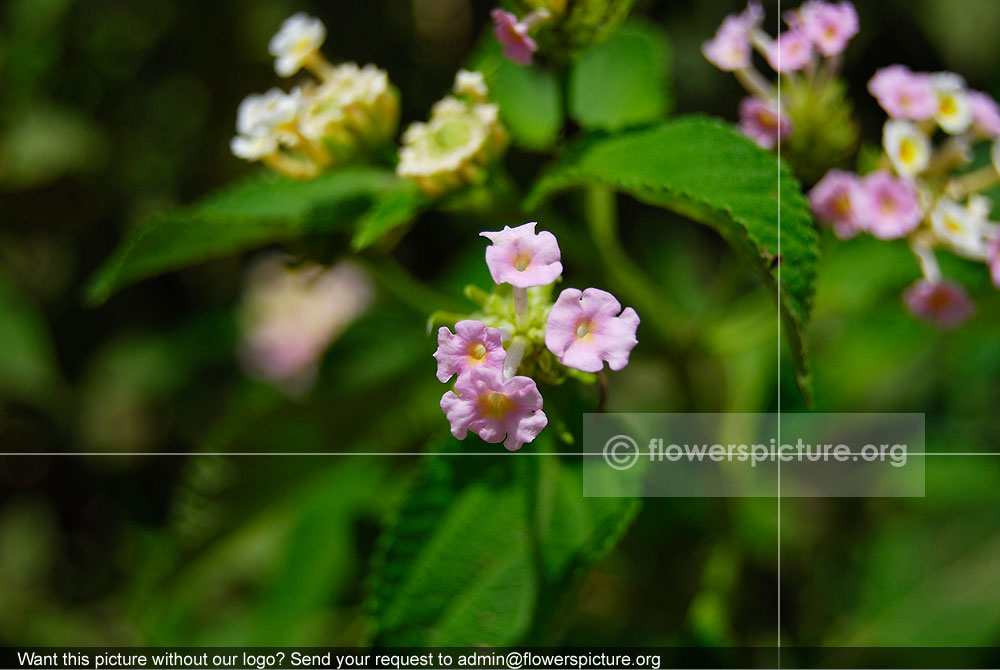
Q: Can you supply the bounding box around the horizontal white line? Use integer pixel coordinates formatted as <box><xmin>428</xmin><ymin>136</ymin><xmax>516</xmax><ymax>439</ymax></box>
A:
<box><xmin>1</xmin><ymin>452</ymin><xmax>999</xmax><ymax>457</ymax></box>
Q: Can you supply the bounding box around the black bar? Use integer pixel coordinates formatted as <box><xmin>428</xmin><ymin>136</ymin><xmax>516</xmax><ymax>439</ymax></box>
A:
<box><xmin>4</xmin><ymin>647</ymin><xmax>1000</xmax><ymax>670</ymax></box>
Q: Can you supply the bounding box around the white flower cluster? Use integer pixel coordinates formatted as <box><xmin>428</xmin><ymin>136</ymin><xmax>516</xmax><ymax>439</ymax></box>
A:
<box><xmin>230</xmin><ymin>13</ymin><xmax>399</xmax><ymax>178</ymax></box>
<box><xmin>396</xmin><ymin>70</ymin><xmax>509</xmax><ymax>196</ymax></box>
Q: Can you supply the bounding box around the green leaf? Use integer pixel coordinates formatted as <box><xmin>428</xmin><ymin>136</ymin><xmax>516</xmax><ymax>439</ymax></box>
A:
<box><xmin>0</xmin><ymin>275</ymin><xmax>63</xmax><ymax>408</ymax></box>
<box><xmin>351</xmin><ymin>179</ymin><xmax>428</xmax><ymax>251</ymax></box>
<box><xmin>828</xmin><ymin>525</ymin><xmax>1000</xmax><ymax>646</ymax></box>
<box><xmin>527</xmin><ymin>117</ymin><xmax>818</xmax><ymax>399</ymax></box>
<box><xmin>472</xmin><ymin>43</ymin><xmax>563</xmax><ymax>151</ymax></box>
<box><xmin>85</xmin><ymin>167</ymin><xmax>401</xmax><ymax>306</ymax></box>
<box><xmin>369</xmin><ymin>435</ymin><xmax>640</xmax><ymax>646</ymax></box>
<box><xmin>568</xmin><ymin>19</ymin><xmax>672</xmax><ymax>132</ymax></box>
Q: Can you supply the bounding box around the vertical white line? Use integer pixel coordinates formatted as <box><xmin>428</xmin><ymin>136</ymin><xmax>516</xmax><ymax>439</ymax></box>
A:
<box><xmin>776</xmin><ymin>0</ymin><xmax>783</xmax><ymax>666</ymax></box>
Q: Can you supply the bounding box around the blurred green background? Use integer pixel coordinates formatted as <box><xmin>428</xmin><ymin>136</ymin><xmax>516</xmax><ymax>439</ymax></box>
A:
<box><xmin>1</xmin><ymin>0</ymin><xmax>999</xmax><ymax>655</ymax></box>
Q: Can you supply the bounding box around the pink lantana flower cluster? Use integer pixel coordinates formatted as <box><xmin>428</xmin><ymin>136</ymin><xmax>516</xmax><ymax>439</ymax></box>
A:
<box><xmin>811</xmin><ymin>66</ymin><xmax>1000</xmax><ymax>328</ymax></box>
<box><xmin>433</xmin><ymin>222</ymin><xmax>640</xmax><ymax>451</ymax></box>
<box><xmin>703</xmin><ymin>1</ymin><xmax>858</xmax><ymax>151</ymax></box>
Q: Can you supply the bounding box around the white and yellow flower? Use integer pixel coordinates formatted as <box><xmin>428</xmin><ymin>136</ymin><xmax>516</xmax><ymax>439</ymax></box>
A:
<box><xmin>397</xmin><ymin>74</ymin><xmax>508</xmax><ymax>196</ymax></box>
<box><xmin>933</xmin><ymin>72</ymin><xmax>972</xmax><ymax>135</ymax></box>
<box><xmin>298</xmin><ymin>63</ymin><xmax>399</xmax><ymax>148</ymax></box>
<box><xmin>930</xmin><ymin>196</ymin><xmax>989</xmax><ymax>259</ymax></box>
<box><xmin>883</xmin><ymin>120</ymin><xmax>930</xmax><ymax>178</ymax></box>
<box><xmin>269</xmin><ymin>13</ymin><xmax>327</xmax><ymax>78</ymax></box>
<box><xmin>230</xmin><ymin>134</ymin><xmax>278</xmax><ymax>160</ymax></box>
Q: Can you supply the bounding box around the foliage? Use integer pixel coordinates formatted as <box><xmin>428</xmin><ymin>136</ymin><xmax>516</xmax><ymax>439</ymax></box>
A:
<box><xmin>2</xmin><ymin>0</ymin><xmax>999</xmax><ymax>658</ymax></box>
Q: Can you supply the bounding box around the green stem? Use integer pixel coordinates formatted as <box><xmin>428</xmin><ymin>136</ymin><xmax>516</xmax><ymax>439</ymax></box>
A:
<box><xmin>583</xmin><ymin>186</ymin><xmax>685</xmax><ymax>350</ymax></box>
<box><xmin>357</xmin><ymin>254</ymin><xmax>467</xmax><ymax>315</ymax></box>
<box><xmin>513</xmin><ymin>286</ymin><xmax>529</xmax><ymax>331</ymax></box>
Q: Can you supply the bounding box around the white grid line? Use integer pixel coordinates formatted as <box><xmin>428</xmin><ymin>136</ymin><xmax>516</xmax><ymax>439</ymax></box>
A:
<box><xmin>2</xmin><ymin>452</ymin><xmax>997</xmax><ymax>457</ymax></box>
<box><xmin>777</xmin><ymin>1</ymin><xmax>784</xmax><ymax>664</ymax></box>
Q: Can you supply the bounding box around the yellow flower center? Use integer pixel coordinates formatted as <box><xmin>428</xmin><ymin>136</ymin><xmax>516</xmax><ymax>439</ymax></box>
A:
<box><xmin>576</xmin><ymin>320</ymin><xmax>592</xmax><ymax>340</ymax></box>
<box><xmin>880</xmin><ymin>197</ymin><xmax>896</xmax><ymax>215</ymax></box>
<box><xmin>834</xmin><ymin>193</ymin><xmax>851</xmax><ymax>216</ymax></box>
<box><xmin>945</xmin><ymin>217</ymin><xmax>964</xmax><ymax>234</ymax></box>
<box><xmin>479</xmin><ymin>391</ymin><xmax>515</xmax><ymax>421</ymax></box>
<box><xmin>941</xmin><ymin>95</ymin><xmax>957</xmax><ymax>117</ymax></box>
<box><xmin>469</xmin><ymin>343</ymin><xmax>487</xmax><ymax>360</ymax></box>
<box><xmin>899</xmin><ymin>138</ymin><xmax>916</xmax><ymax>165</ymax></box>
<box><xmin>514</xmin><ymin>252</ymin><xmax>532</xmax><ymax>271</ymax></box>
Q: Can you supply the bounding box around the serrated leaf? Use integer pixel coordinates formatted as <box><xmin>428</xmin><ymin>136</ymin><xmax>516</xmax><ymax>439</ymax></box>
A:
<box><xmin>472</xmin><ymin>42</ymin><xmax>563</xmax><ymax>151</ymax></box>
<box><xmin>369</xmin><ymin>434</ymin><xmax>640</xmax><ymax>645</ymax></box>
<box><xmin>527</xmin><ymin>117</ymin><xmax>818</xmax><ymax>399</ymax></box>
<box><xmin>351</xmin><ymin>179</ymin><xmax>428</xmax><ymax>251</ymax></box>
<box><xmin>85</xmin><ymin>167</ymin><xmax>401</xmax><ymax>306</ymax></box>
<box><xmin>568</xmin><ymin>19</ymin><xmax>672</xmax><ymax>131</ymax></box>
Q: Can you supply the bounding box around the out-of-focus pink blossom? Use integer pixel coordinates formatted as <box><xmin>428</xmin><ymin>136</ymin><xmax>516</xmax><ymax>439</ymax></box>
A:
<box><xmin>903</xmin><ymin>279</ymin><xmax>975</xmax><ymax>328</ymax></box>
<box><xmin>766</xmin><ymin>30</ymin><xmax>813</xmax><ymax>73</ymax></box>
<box><xmin>968</xmin><ymin>90</ymin><xmax>1000</xmax><ymax>137</ymax></box>
<box><xmin>809</xmin><ymin>169</ymin><xmax>864</xmax><ymax>238</ymax></box>
<box><xmin>795</xmin><ymin>1</ymin><xmax>859</xmax><ymax>56</ymax></box>
<box><xmin>738</xmin><ymin>97</ymin><xmax>792</xmax><ymax>149</ymax></box>
<box><xmin>856</xmin><ymin>171</ymin><xmax>923</xmax><ymax>239</ymax></box>
<box><xmin>868</xmin><ymin>65</ymin><xmax>938</xmax><ymax>121</ymax></box>
<box><xmin>440</xmin><ymin>367</ymin><xmax>547</xmax><ymax>451</ymax></box>
<box><xmin>702</xmin><ymin>15</ymin><xmax>753</xmax><ymax>71</ymax></box>
<box><xmin>989</xmin><ymin>237</ymin><xmax>1000</xmax><ymax>288</ymax></box>
<box><xmin>491</xmin><ymin>9</ymin><xmax>537</xmax><ymax>65</ymax></box>
<box><xmin>239</xmin><ymin>256</ymin><xmax>374</xmax><ymax>395</ymax></box>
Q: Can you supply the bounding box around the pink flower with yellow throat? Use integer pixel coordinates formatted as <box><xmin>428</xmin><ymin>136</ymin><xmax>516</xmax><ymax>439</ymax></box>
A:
<box><xmin>545</xmin><ymin>288</ymin><xmax>639</xmax><ymax>373</ymax></box>
<box><xmin>440</xmin><ymin>367</ymin><xmax>547</xmax><ymax>451</ymax></box>
<box><xmin>481</xmin><ymin>221</ymin><xmax>562</xmax><ymax>288</ymax></box>
<box><xmin>434</xmin><ymin>320</ymin><xmax>506</xmax><ymax>383</ymax></box>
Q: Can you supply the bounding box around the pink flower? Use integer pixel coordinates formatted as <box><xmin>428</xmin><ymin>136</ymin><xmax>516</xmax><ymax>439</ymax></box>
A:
<box><xmin>239</xmin><ymin>257</ymin><xmax>374</xmax><ymax>395</ymax></box>
<box><xmin>702</xmin><ymin>15</ymin><xmax>752</xmax><ymax>71</ymax></box>
<box><xmin>809</xmin><ymin>169</ymin><xmax>864</xmax><ymax>238</ymax></box>
<box><xmin>867</xmin><ymin>65</ymin><xmax>937</xmax><ymax>121</ymax></box>
<box><xmin>766</xmin><ymin>30</ymin><xmax>813</xmax><ymax>73</ymax></box>
<box><xmin>481</xmin><ymin>221</ymin><xmax>563</xmax><ymax>288</ymax></box>
<box><xmin>856</xmin><ymin>171</ymin><xmax>923</xmax><ymax>239</ymax></box>
<box><xmin>796</xmin><ymin>1</ymin><xmax>859</xmax><ymax>56</ymax></box>
<box><xmin>968</xmin><ymin>90</ymin><xmax>1000</xmax><ymax>137</ymax></box>
<box><xmin>545</xmin><ymin>288</ymin><xmax>639</xmax><ymax>373</ymax></box>
<box><xmin>440</xmin><ymin>367</ymin><xmax>547</xmax><ymax>451</ymax></box>
<box><xmin>434</xmin><ymin>320</ymin><xmax>506</xmax><ymax>383</ymax></box>
<box><xmin>491</xmin><ymin>9</ymin><xmax>537</xmax><ymax>66</ymax></box>
<box><xmin>739</xmin><ymin>97</ymin><xmax>791</xmax><ymax>149</ymax></box>
<box><xmin>989</xmin><ymin>237</ymin><xmax>1000</xmax><ymax>288</ymax></box>
<box><xmin>903</xmin><ymin>279</ymin><xmax>975</xmax><ymax>328</ymax></box>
